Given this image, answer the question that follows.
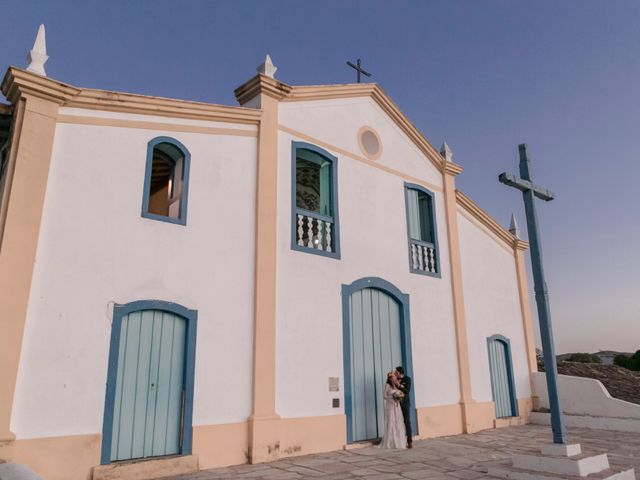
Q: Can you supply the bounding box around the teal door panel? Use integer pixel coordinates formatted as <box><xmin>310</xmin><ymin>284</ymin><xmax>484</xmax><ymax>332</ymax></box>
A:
<box><xmin>348</xmin><ymin>288</ymin><xmax>403</xmax><ymax>442</ymax></box>
<box><xmin>488</xmin><ymin>338</ymin><xmax>516</xmax><ymax>418</ymax></box>
<box><xmin>110</xmin><ymin>310</ymin><xmax>186</xmax><ymax>462</ymax></box>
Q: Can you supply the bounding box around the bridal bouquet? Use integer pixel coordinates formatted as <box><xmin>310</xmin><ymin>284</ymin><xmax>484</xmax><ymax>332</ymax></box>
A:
<box><xmin>393</xmin><ymin>391</ymin><xmax>405</xmax><ymax>403</ymax></box>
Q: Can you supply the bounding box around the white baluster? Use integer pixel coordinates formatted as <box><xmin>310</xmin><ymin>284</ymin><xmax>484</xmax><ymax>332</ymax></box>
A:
<box><xmin>297</xmin><ymin>214</ymin><xmax>304</xmax><ymax>246</ymax></box>
<box><xmin>424</xmin><ymin>246</ymin><xmax>429</xmax><ymax>271</ymax></box>
<box><xmin>307</xmin><ymin>216</ymin><xmax>314</xmax><ymax>248</ymax></box>
<box><xmin>418</xmin><ymin>244</ymin><xmax>424</xmax><ymax>271</ymax></box>
<box><xmin>410</xmin><ymin>244</ymin><xmax>417</xmax><ymax>269</ymax></box>
<box><xmin>317</xmin><ymin>220</ymin><xmax>324</xmax><ymax>250</ymax></box>
<box><xmin>428</xmin><ymin>247</ymin><xmax>435</xmax><ymax>272</ymax></box>
<box><xmin>326</xmin><ymin>221</ymin><xmax>332</xmax><ymax>252</ymax></box>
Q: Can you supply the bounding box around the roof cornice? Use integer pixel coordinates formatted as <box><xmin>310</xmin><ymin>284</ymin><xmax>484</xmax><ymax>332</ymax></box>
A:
<box><xmin>234</xmin><ymin>74</ymin><xmax>292</xmax><ymax>105</ymax></box>
<box><xmin>1</xmin><ymin>67</ymin><xmax>262</xmax><ymax>125</ymax></box>
<box><xmin>1</xmin><ymin>67</ymin><xmax>80</xmax><ymax>105</ymax></box>
<box><xmin>455</xmin><ymin>189</ymin><xmax>528</xmax><ymax>251</ymax></box>
<box><xmin>443</xmin><ymin>161</ymin><xmax>463</xmax><ymax>176</ymax></box>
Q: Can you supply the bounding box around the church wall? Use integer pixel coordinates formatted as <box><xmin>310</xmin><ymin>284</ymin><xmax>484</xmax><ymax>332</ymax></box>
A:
<box><xmin>11</xmin><ymin>119</ymin><xmax>257</xmax><ymax>440</ymax></box>
<box><xmin>456</xmin><ymin>211</ymin><xmax>532</xmax><ymax>404</ymax></box>
<box><xmin>274</xmin><ymin>99</ymin><xmax>461</xmax><ymax>424</ymax></box>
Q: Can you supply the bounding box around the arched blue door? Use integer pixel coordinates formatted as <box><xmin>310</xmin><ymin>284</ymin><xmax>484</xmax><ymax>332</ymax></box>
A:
<box><xmin>342</xmin><ymin>278</ymin><xmax>417</xmax><ymax>443</ymax></box>
<box><xmin>101</xmin><ymin>301</ymin><xmax>197</xmax><ymax>464</ymax></box>
<box><xmin>487</xmin><ymin>335</ymin><xmax>518</xmax><ymax>418</ymax></box>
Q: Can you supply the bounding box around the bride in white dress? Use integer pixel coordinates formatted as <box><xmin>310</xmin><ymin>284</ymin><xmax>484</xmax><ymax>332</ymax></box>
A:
<box><xmin>378</xmin><ymin>371</ymin><xmax>407</xmax><ymax>449</ymax></box>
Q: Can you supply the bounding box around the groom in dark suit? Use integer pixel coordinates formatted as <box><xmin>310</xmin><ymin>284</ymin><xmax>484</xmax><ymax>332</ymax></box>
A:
<box><xmin>395</xmin><ymin>366</ymin><xmax>412</xmax><ymax>448</ymax></box>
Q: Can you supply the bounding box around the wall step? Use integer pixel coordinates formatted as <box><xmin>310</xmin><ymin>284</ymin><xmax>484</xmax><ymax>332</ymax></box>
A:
<box><xmin>488</xmin><ymin>443</ymin><xmax>635</xmax><ymax>480</ymax></box>
<box><xmin>489</xmin><ymin>466</ymin><xmax>635</xmax><ymax>480</ymax></box>
<box><xmin>495</xmin><ymin>416</ymin><xmax>526</xmax><ymax>428</ymax></box>
<box><xmin>91</xmin><ymin>454</ymin><xmax>198</xmax><ymax>480</ymax></box>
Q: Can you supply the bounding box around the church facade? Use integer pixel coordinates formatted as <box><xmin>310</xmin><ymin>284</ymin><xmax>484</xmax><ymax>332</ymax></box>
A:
<box><xmin>0</xmin><ymin>47</ymin><xmax>538</xmax><ymax>480</ymax></box>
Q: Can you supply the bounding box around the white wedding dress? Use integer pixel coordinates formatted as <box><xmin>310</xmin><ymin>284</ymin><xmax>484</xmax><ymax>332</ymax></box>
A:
<box><xmin>378</xmin><ymin>383</ymin><xmax>407</xmax><ymax>449</ymax></box>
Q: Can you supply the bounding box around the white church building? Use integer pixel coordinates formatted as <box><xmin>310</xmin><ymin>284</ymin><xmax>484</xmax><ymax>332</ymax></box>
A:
<box><xmin>0</xmin><ymin>27</ymin><xmax>538</xmax><ymax>480</ymax></box>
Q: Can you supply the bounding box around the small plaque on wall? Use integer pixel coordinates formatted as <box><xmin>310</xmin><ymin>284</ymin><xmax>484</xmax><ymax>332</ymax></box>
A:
<box><xmin>329</xmin><ymin>377</ymin><xmax>340</xmax><ymax>392</ymax></box>
<box><xmin>332</xmin><ymin>398</ymin><xmax>340</xmax><ymax>408</ymax></box>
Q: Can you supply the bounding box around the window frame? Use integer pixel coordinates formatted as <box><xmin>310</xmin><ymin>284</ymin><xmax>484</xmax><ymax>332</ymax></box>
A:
<box><xmin>141</xmin><ymin>136</ymin><xmax>191</xmax><ymax>226</ymax></box>
<box><xmin>290</xmin><ymin>141</ymin><xmax>341</xmax><ymax>259</ymax></box>
<box><xmin>404</xmin><ymin>182</ymin><xmax>441</xmax><ymax>277</ymax></box>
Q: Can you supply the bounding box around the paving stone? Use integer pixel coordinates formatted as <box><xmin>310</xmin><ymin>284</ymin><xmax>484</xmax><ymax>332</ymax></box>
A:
<box><xmin>400</xmin><ymin>469</ymin><xmax>451</xmax><ymax>479</ymax></box>
<box><xmin>156</xmin><ymin>425</ymin><xmax>640</xmax><ymax>480</ymax></box>
<box><xmin>446</xmin><ymin>470</ymin><xmax>485</xmax><ymax>479</ymax></box>
<box><xmin>282</xmin><ymin>465</ymin><xmax>325</xmax><ymax>476</ymax></box>
<box><xmin>361</xmin><ymin>474</ymin><xmax>404</xmax><ymax>480</ymax></box>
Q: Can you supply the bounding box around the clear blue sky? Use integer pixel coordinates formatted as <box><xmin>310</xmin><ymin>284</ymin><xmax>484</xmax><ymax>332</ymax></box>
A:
<box><xmin>3</xmin><ymin>1</ymin><xmax>639</xmax><ymax>354</ymax></box>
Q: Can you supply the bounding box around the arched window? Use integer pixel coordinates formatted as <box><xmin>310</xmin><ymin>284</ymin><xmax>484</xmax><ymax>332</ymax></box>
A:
<box><xmin>291</xmin><ymin>142</ymin><xmax>340</xmax><ymax>258</ymax></box>
<box><xmin>141</xmin><ymin>137</ymin><xmax>191</xmax><ymax>225</ymax></box>
<box><xmin>404</xmin><ymin>183</ymin><xmax>440</xmax><ymax>276</ymax></box>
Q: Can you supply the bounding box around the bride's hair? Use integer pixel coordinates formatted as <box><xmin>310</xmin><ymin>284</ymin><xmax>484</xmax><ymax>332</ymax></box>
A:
<box><xmin>386</xmin><ymin>371</ymin><xmax>397</xmax><ymax>387</ymax></box>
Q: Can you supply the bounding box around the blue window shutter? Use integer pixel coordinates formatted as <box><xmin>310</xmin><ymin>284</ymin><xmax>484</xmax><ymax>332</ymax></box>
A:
<box><xmin>320</xmin><ymin>162</ymin><xmax>332</xmax><ymax>216</ymax></box>
<box><xmin>407</xmin><ymin>189</ymin><xmax>421</xmax><ymax>240</ymax></box>
<box><xmin>418</xmin><ymin>193</ymin><xmax>433</xmax><ymax>243</ymax></box>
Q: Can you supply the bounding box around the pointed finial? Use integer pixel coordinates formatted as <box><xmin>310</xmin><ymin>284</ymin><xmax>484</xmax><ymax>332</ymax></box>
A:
<box><xmin>26</xmin><ymin>24</ymin><xmax>48</xmax><ymax>76</ymax></box>
<box><xmin>440</xmin><ymin>141</ymin><xmax>453</xmax><ymax>162</ymax></box>
<box><xmin>257</xmin><ymin>54</ymin><xmax>277</xmax><ymax>79</ymax></box>
<box><xmin>509</xmin><ymin>213</ymin><xmax>520</xmax><ymax>238</ymax></box>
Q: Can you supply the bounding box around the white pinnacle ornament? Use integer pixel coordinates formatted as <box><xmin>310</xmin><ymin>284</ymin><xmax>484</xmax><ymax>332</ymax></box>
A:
<box><xmin>257</xmin><ymin>54</ymin><xmax>277</xmax><ymax>79</ymax></box>
<box><xmin>26</xmin><ymin>24</ymin><xmax>48</xmax><ymax>76</ymax></box>
<box><xmin>509</xmin><ymin>213</ymin><xmax>520</xmax><ymax>238</ymax></box>
<box><xmin>440</xmin><ymin>141</ymin><xmax>453</xmax><ymax>162</ymax></box>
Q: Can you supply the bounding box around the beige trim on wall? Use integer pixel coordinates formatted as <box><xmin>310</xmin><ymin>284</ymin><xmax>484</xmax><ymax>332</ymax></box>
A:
<box><xmin>279</xmin><ymin>124</ymin><xmax>443</xmax><ymax>193</ymax></box>
<box><xmin>416</xmin><ymin>404</ymin><xmax>464</xmax><ymax>438</ymax></box>
<box><xmin>57</xmin><ymin>114</ymin><xmax>258</xmax><ymax>137</ymax></box>
<box><xmin>193</xmin><ymin>422</ymin><xmax>250</xmax><ymax>469</ymax></box>
<box><xmin>0</xmin><ymin>93</ymin><xmax>59</xmax><ymax>445</ymax></box>
<box><xmin>9</xmin><ymin>433</ymin><xmax>101</xmax><ymax>480</ymax></box>
<box><xmin>515</xmin><ymin>248</ymin><xmax>539</xmax><ymax>403</ymax></box>
<box><xmin>2</xmin><ymin>67</ymin><xmax>262</xmax><ymax>126</ymax></box>
<box><xmin>247</xmin><ymin>77</ymin><xmax>282</xmax><ymax>464</ymax></box>
<box><xmin>442</xmin><ymin>171</ymin><xmax>476</xmax><ymax>433</ymax></box>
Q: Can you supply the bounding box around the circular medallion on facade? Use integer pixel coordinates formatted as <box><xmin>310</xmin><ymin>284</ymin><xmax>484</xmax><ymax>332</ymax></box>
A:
<box><xmin>357</xmin><ymin>126</ymin><xmax>382</xmax><ymax>160</ymax></box>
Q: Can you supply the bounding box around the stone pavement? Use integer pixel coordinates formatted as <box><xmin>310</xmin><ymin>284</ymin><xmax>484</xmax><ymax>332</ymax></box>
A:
<box><xmin>162</xmin><ymin>425</ymin><xmax>640</xmax><ymax>480</ymax></box>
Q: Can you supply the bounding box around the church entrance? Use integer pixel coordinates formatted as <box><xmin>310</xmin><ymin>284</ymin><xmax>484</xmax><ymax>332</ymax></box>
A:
<box><xmin>101</xmin><ymin>301</ymin><xmax>197</xmax><ymax>465</ymax></box>
<box><xmin>342</xmin><ymin>278</ymin><xmax>417</xmax><ymax>443</ymax></box>
<box><xmin>487</xmin><ymin>335</ymin><xmax>518</xmax><ymax>418</ymax></box>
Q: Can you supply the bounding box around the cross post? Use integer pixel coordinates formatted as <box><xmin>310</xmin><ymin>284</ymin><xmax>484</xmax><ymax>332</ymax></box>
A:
<box><xmin>346</xmin><ymin>58</ymin><xmax>371</xmax><ymax>83</ymax></box>
<box><xmin>499</xmin><ymin>144</ymin><xmax>567</xmax><ymax>445</ymax></box>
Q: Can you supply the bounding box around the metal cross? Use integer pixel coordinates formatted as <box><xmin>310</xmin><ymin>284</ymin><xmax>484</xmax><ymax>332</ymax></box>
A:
<box><xmin>499</xmin><ymin>144</ymin><xmax>567</xmax><ymax>445</ymax></box>
<box><xmin>347</xmin><ymin>58</ymin><xmax>371</xmax><ymax>83</ymax></box>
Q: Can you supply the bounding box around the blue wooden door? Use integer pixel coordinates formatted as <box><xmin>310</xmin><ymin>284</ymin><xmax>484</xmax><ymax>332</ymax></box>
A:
<box><xmin>488</xmin><ymin>338</ymin><xmax>516</xmax><ymax>418</ymax></box>
<box><xmin>347</xmin><ymin>288</ymin><xmax>403</xmax><ymax>442</ymax></box>
<box><xmin>110</xmin><ymin>310</ymin><xmax>186</xmax><ymax>461</ymax></box>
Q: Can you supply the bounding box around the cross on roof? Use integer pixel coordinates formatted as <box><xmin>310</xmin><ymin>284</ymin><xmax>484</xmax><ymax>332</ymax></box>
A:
<box><xmin>346</xmin><ymin>58</ymin><xmax>371</xmax><ymax>83</ymax></box>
